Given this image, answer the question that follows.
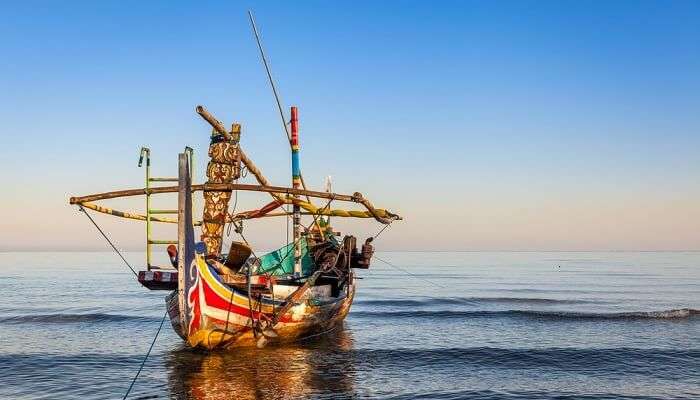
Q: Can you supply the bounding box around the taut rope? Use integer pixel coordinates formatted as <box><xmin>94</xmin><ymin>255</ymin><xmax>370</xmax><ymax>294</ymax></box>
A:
<box><xmin>122</xmin><ymin>310</ymin><xmax>168</xmax><ymax>399</ymax></box>
<box><xmin>78</xmin><ymin>206</ymin><xmax>137</xmax><ymax>277</ymax></box>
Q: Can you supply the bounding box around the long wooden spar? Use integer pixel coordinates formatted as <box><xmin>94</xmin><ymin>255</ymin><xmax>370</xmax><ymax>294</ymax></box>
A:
<box><xmin>69</xmin><ymin>183</ymin><xmax>401</xmax><ymax>224</ymax></box>
<box><xmin>70</xmin><ymin>105</ymin><xmax>399</xmax><ymax>228</ymax></box>
<box><xmin>196</xmin><ymin>107</ymin><xmax>319</xmax><ymax>206</ymax></box>
<box><xmin>197</xmin><ymin>105</ymin><xmax>325</xmax><ymax>234</ymax></box>
<box><xmin>76</xmin><ymin>202</ymin><xmax>383</xmax><ymax>226</ymax></box>
<box><xmin>197</xmin><ymin>106</ymin><xmax>294</xmax><ymax>193</ymax></box>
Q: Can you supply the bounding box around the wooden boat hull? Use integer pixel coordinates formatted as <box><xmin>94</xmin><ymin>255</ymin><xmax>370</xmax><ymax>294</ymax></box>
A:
<box><xmin>166</xmin><ymin>251</ymin><xmax>355</xmax><ymax>350</ymax></box>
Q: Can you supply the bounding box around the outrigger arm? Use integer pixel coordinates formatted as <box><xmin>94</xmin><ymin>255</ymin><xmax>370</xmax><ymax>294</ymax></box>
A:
<box><xmin>69</xmin><ymin>183</ymin><xmax>401</xmax><ymax>224</ymax></box>
<box><xmin>69</xmin><ymin>103</ymin><xmax>400</xmax><ymax>259</ymax></box>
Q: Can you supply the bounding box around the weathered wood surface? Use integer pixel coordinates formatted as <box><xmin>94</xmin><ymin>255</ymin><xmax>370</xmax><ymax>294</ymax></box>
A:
<box><xmin>70</xmin><ymin>183</ymin><xmax>346</xmax><ymax>203</ymax></box>
<box><xmin>196</xmin><ymin>105</ymin><xmax>233</xmax><ymax>141</ymax></box>
<box><xmin>73</xmin><ymin>183</ymin><xmax>361</xmax><ymax>207</ymax></box>
<box><xmin>201</xmin><ymin>121</ymin><xmax>242</xmax><ymax>256</ymax></box>
<box><xmin>72</xmin><ymin>105</ymin><xmax>401</xmax><ymax>225</ymax></box>
<box><xmin>201</xmin><ymin>104</ymin><xmax>320</xmax><ymax>230</ymax></box>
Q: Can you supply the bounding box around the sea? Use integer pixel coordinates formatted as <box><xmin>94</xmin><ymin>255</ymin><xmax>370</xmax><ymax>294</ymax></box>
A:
<box><xmin>0</xmin><ymin>251</ymin><xmax>698</xmax><ymax>399</ymax></box>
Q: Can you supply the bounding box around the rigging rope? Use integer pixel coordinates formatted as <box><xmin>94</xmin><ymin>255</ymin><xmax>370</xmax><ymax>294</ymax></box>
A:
<box><xmin>78</xmin><ymin>206</ymin><xmax>137</xmax><ymax>277</ymax></box>
<box><xmin>225</xmin><ymin>182</ymin><xmax>239</xmax><ymax>238</ymax></box>
<box><xmin>372</xmin><ymin>221</ymin><xmax>393</xmax><ymax>241</ymax></box>
<box><xmin>122</xmin><ymin>310</ymin><xmax>168</xmax><ymax>399</ymax></box>
<box><xmin>79</xmin><ymin>205</ymin><xmax>165</xmax><ymax>399</ymax></box>
<box><xmin>261</xmin><ymin>198</ymin><xmax>333</xmax><ymax>276</ymax></box>
<box><xmin>367</xmin><ymin>221</ymin><xmax>443</xmax><ymax>289</ymax></box>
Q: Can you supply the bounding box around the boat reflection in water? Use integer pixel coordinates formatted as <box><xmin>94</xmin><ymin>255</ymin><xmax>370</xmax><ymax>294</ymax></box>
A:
<box><xmin>166</xmin><ymin>325</ymin><xmax>356</xmax><ymax>399</ymax></box>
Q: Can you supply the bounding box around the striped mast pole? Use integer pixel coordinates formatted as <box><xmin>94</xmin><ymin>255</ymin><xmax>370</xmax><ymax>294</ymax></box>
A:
<box><xmin>290</xmin><ymin>106</ymin><xmax>302</xmax><ymax>276</ymax></box>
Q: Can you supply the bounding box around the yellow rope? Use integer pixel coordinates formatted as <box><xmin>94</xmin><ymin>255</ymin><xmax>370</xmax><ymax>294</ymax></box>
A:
<box><xmin>283</xmin><ymin>196</ymin><xmax>397</xmax><ymax>219</ymax></box>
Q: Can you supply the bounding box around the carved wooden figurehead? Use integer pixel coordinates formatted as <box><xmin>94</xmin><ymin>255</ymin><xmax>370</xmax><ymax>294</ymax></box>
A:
<box><xmin>197</xmin><ymin>106</ymin><xmax>242</xmax><ymax>257</ymax></box>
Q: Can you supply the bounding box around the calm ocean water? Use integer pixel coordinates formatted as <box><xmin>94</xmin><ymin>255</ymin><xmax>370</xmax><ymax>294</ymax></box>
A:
<box><xmin>0</xmin><ymin>251</ymin><xmax>698</xmax><ymax>399</ymax></box>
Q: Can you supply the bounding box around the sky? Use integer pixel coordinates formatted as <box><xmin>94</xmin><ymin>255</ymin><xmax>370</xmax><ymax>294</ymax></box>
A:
<box><xmin>0</xmin><ymin>1</ymin><xmax>698</xmax><ymax>252</ymax></box>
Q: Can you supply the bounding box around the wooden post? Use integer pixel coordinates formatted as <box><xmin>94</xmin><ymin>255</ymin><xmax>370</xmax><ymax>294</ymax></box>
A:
<box><xmin>177</xmin><ymin>152</ymin><xmax>195</xmax><ymax>336</ymax></box>
<box><xmin>291</xmin><ymin>106</ymin><xmax>302</xmax><ymax>276</ymax></box>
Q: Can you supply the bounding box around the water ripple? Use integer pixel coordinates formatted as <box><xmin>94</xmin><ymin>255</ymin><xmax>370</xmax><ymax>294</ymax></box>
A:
<box><xmin>351</xmin><ymin>308</ymin><xmax>700</xmax><ymax>321</ymax></box>
<box><xmin>0</xmin><ymin>313</ymin><xmax>160</xmax><ymax>324</ymax></box>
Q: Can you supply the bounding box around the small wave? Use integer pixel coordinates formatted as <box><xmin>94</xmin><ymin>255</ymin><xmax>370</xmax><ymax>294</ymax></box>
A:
<box><xmin>0</xmin><ymin>313</ymin><xmax>159</xmax><ymax>324</ymax></box>
<box><xmin>356</xmin><ymin>297</ymin><xmax>598</xmax><ymax>307</ymax></box>
<box><xmin>351</xmin><ymin>308</ymin><xmax>700</xmax><ymax>321</ymax></box>
<box><xmin>471</xmin><ymin>297</ymin><xmax>598</xmax><ymax>305</ymax></box>
<box><xmin>317</xmin><ymin>347</ymin><xmax>700</xmax><ymax>382</ymax></box>
<box><xmin>520</xmin><ymin>308</ymin><xmax>700</xmax><ymax>320</ymax></box>
<box><xmin>381</xmin><ymin>389</ymin><xmax>673</xmax><ymax>400</ymax></box>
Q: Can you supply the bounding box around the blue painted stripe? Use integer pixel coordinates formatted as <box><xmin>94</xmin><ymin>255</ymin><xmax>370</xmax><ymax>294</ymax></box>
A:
<box><xmin>292</xmin><ymin>150</ymin><xmax>301</xmax><ymax>177</ymax></box>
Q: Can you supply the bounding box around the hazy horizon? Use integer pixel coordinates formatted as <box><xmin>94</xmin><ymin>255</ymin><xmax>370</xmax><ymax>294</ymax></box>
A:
<box><xmin>1</xmin><ymin>1</ymin><xmax>698</xmax><ymax>253</ymax></box>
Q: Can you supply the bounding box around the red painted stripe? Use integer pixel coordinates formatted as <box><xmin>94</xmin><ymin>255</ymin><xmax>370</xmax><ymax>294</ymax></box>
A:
<box><xmin>290</xmin><ymin>106</ymin><xmax>299</xmax><ymax>146</ymax></box>
<box><xmin>201</xmin><ymin>277</ymin><xmax>293</xmax><ymax>323</ymax></box>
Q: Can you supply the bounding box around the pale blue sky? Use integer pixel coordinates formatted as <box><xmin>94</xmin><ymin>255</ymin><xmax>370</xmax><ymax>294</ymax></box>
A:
<box><xmin>1</xmin><ymin>1</ymin><xmax>698</xmax><ymax>251</ymax></box>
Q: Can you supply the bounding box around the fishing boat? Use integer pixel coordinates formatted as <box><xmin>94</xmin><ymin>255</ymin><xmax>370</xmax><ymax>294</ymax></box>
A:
<box><xmin>68</xmin><ymin>102</ymin><xmax>400</xmax><ymax>349</ymax></box>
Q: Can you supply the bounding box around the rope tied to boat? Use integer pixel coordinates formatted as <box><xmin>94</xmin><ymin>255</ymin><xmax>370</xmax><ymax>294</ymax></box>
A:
<box><xmin>122</xmin><ymin>310</ymin><xmax>168</xmax><ymax>399</ymax></box>
<box><xmin>372</xmin><ymin>220</ymin><xmax>393</xmax><ymax>241</ymax></box>
<box><xmin>78</xmin><ymin>206</ymin><xmax>138</xmax><ymax>277</ymax></box>
<box><xmin>374</xmin><ymin>256</ymin><xmax>446</xmax><ymax>289</ymax></box>
<box><xmin>76</xmin><ymin>204</ymin><xmax>168</xmax><ymax>398</ymax></box>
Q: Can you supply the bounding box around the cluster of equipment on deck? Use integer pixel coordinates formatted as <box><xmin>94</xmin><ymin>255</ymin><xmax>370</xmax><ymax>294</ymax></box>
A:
<box><xmin>165</xmin><ymin>233</ymin><xmax>374</xmax><ymax>296</ymax></box>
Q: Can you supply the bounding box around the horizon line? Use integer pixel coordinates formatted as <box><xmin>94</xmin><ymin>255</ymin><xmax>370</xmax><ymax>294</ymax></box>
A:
<box><xmin>1</xmin><ymin>249</ymin><xmax>699</xmax><ymax>253</ymax></box>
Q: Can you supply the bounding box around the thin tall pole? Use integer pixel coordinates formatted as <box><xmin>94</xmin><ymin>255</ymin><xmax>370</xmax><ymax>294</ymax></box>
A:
<box><xmin>290</xmin><ymin>106</ymin><xmax>302</xmax><ymax>276</ymax></box>
<box><xmin>247</xmin><ymin>10</ymin><xmax>321</xmax><ymax>232</ymax></box>
<box><xmin>138</xmin><ymin>147</ymin><xmax>151</xmax><ymax>270</ymax></box>
<box><xmin>248</xmin><ymin>10</ymin><xmax>290</xmax><ymax>142</ymax></box>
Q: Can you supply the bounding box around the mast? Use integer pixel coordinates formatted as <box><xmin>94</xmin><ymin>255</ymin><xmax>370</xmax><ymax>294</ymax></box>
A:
<box><xmin>291</xmin><ymin>106</ymin><xmax>302</xmax><ymax>276</ymax></box>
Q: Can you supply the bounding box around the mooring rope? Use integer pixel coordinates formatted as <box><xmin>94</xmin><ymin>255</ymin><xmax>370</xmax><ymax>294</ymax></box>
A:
<box><xmin>373</xmin><ymin>256</ymin><xmax>446</xmax><ymax>289</ymax></box>
<box><xmin>122</xmin><ymin>310</ymin><xmax>168</xmax><ymax>399</ymax></box>
<box><xmin>79</xmin><ymin>205</ymin><xmax>168</xmax><ymax>398</ymax></box>
<box><xmin>78</xmin><ymin>206</ymin><xmax>138</xmax><ymax>277</ymax></box>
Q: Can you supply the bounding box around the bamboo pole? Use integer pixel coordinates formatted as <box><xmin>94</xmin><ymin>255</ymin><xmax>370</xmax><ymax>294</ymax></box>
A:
<box><xmin>196</xmin><ymin>105</ymin><xmax>321</xmax><ymax>231</ymax></box>
<box><xmin>79</xmin><ymin>202</ymin><xmax>177</xmax><ymax>223</ymax></box>
<box><xmin>239</xmin><ymin>150</ymin><xmax>274</xmax><ymax>187</ymax></box>
<box><xmin>195</xmin><ymin>105</ymin><xmax>232</xmax><ymax>141</ymax></box>
<box><xmin>70</xmin><ymin>186</ymin><xmax>179</xmax><ymax>203</ymax></box>
<box><xmin>77</xmin><ymin>200</ymin><xmax>394</xmax><ymax>224</ymax></box>
<box><xmin>70</xmin><ymin>184</ymin><xmax>400</xmax><ymax>223</ymax></box>
<box><xmin>196</xmin><ymin>106</ymin><xmax>278</xmax><ymax>201</ymax></box>
<box><xmin>68</xmin><ymin>184</ymin><xmax>356</xmax><ymax>204</ymax></box>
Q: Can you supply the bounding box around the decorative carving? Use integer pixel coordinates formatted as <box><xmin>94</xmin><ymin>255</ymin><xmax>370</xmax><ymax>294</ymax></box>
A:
<box><xmin>201</xmin><ymin>125</ymin><xmax>241</xmax><ymax>256</ymax></box>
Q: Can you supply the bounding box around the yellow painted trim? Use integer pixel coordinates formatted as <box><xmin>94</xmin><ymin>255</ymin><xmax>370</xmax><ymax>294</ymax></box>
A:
<box><xmin>187</xmin><ymin>329</ymin><xmax>236</xmax><ymax>350</ymax></box>
<box><xmin>196</xmin><ymin>254</ymin><xmax>275</xmax><ymax>313</ymax></box>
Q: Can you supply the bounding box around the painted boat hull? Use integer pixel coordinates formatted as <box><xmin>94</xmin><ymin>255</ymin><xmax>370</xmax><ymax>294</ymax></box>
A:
<box><xmin>166</xmin><ymin>251</ymin><xmax>355</xmax><ymax>350</ymax></box>
<box><xmin>169</xmin><ymin>155</ymin><xmax>356</xmax><ymax>350</ymax></box>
